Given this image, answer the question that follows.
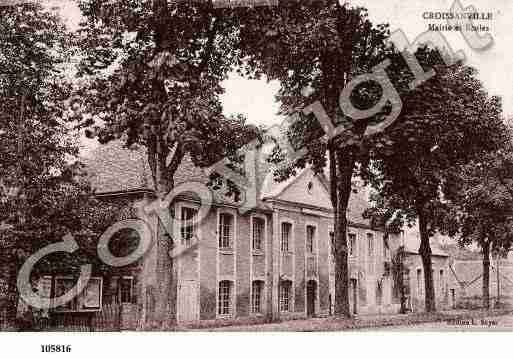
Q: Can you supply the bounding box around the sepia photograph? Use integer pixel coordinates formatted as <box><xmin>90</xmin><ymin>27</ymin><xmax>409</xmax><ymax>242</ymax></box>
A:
<box><xmin>1</xmin><ymin>0</ymin><xmax>513</xmax><ymax>357</ymax></box>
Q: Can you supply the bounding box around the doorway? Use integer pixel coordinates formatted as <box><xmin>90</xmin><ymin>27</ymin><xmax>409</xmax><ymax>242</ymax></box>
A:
<box><xmin>450</xmin><ymin>289</ymin><xmax>456</xmax><ymax>309</ymax></box>
<box><xmin>177</xmin><ymin>280</ymin><xmax>199</xmax><ymax>322</ymax></box>
<box><xmin>350</xmin><ymin>279</ymin><xmax>358</xmax><ymax>315</ymax></box>
<box><xmin>306</xmin><ymin>280</ymin><xmax>317</xmax><ymax>317</ymax></box>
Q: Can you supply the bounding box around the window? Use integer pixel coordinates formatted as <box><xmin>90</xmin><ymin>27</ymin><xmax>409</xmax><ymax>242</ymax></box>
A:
<box><xmin>348</xmin><ymin>233</ymin><xmax>356</xmax><ymax>257</ymax></box>
<box><xmin>279</xmin><ymin>281</ymin><xmax>292</xmax><ymax>312</ymax></box>
<box><xmin>329</xmin><ymin>231</ymin><xmax>334</xmax><ymax>259</ymax></box>
<box><xmin>54</xmin><ymin>277</ymin><xmax>103</xmax><ymax>312</ymax></box>
<box><xmin>119</xmin><ymin>277</ymin><xmax>133</xmax><ymax>304</ymax></box>
<box><xmin>383</xmin><ymin>237</ymin><xmax>389</xmax><ymax>258</ymax></box>
<box><xmin>251</xmin><ymin>281</ymin><xmax>264</xmax><ymax>314</ymax></box>
<box><xmin>180</xmin><ymin>207</ymin><xmax>197</xmax><ymax>245</ymax></box>
<box><xmin>417</xmin><ymin>269</ymin><xmax>423</xmax><ymax>297</ymax></box>
<box><xmin>306</xmin><ymin>225</ymin><xmax>315</xmax><ymax>253</ymax></box>
<box><xmin>252</xmin><ymin>217</ymin><xmax>265</xmax><ymax>251</ymax></box>
<box><xmin>218</xmin><ymin>213</ymin><xmax>233</xmax><ymax>249</ymax></box>
<box><xmin>431</xmin><ymin>269</ymin><xmax>435</xmax><ymax>293</ymax></box>
<box><xmin>218</xmin><ymin>280</ymin><xmax>232</xmax><ymax>315</ymax></box>
<box><xmin>376</xmin><ymin>280</ymin><xmax>383</xmax><ymax>305</ymax></box>
<box><xmin>281</xmin><ymin>222</ymin><xmax>292</xmax><ymax>252</ymax></box>
<box><xmin>440</xmin><ymin>270</ymin><xmax>444</xmax><ymax>295</ymax></box>
<box><xmin>367</xmin><ymin>233</ymin><xmax>374</xmax><ymax>257</ymax></box>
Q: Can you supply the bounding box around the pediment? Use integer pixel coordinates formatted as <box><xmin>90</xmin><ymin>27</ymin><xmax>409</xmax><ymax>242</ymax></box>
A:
<box><xmin>274</xmin><ymin>169</ymin><xmax>332</xmax><ymax>210</ymax></box>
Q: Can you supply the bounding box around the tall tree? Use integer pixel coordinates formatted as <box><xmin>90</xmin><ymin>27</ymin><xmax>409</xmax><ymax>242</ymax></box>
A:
<box><xmin>0</xmin><ymin>2</ymin><xmax>118</xmax><ymax>328</ymax></box>
<box><xmin>448</xmin><ymin>148</ymin><xmax>513</xmax><ymax>309</ymax></box>
<box><xmin>73</xmin><ymin>1</ymin><xmax>259</xmax><ymax>325</ymax></box>
<box><xmin>237</xmin><ymin>1</ymin><xmax>390</xmax><ymax>317</ymax></box>
<box><xmin>366</xmin><ymin>50</ymin><xmax>506</xmax><ymax>312</ymax></box>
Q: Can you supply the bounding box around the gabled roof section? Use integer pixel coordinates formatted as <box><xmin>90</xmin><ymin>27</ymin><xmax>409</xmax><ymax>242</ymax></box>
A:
<box><xmin>261</xmin><ymin>167</ymin><xmax>374</xmax><ymax>226</ymax></box>
<box><xmin>84</xmin><ymin>140</ymin><xmax>270</xmax><ymax>208</ymax></box>
<box><xmin>261</xmin><ymin>167</ymin><xmax>331</xmax><ymax>210</ymax></box>
<box><xmin>85</xmin><ymin>141</ymin><xmax>378</xmax><ymax>226</ymax></box>
<box><xmin>84</xmin><ymin>141</ymin><xmax>153</xmax><ymax>194</ymax></box>
<box><xmin>402</xmin><ymin>232</ymin><xmax>449</xmax><ymax>257</ymax></box>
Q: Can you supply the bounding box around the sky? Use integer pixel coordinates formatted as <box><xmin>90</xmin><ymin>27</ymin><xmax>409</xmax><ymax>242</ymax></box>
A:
<box><xmin>47</xmin><ymin>0</ymin><xmax>513</xmax><ymax>149</ymax></box>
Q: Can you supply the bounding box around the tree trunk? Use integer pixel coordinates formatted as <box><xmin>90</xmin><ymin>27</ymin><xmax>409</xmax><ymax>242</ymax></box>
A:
<box><xmin>482</xmin><ymin>240</ymin><xmax>490</xmax><ymax>309</ymax></box>
<box><xmin>396</xmin><ymin>247</ymin><xmax>408</xmax><ymax>314</ymax></box>
<box><xmin>4</xmin><ymin>252</ymin><xmax>20</xmax><ymax>329</ymax></box>
<box><xmin>417</xmin><ymin>210</ymin><xmax>436</xmax><ymax>312</ymax></box>
<box><xmin>149</xmin><ymin>147</ymin><xmax>178</xmax><ymax>328</ymax></box>
<box><xmin>145</xmin><ymin>0</ymin><xmax>176</xmax><ymax>329</ymax></box>
<box><xmin>333</xmin><ymin>200</ymin><xmax>350</xmax><ymax>317</ymax></box>
<box><xmin>331</xmin><ymin>148</ymin><xmax>355</xmax><ymax>317</ymax></box>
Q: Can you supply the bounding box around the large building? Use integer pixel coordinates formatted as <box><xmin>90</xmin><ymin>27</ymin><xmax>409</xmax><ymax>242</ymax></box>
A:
<box><xmin>73</xmin><ymin>141</ymin><xmax>450</xmax><ymax>328</ymax></box>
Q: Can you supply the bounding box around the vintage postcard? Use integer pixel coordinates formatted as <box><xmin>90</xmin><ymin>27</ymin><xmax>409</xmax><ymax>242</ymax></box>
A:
<box><xmin>0</xmin><ymin>0</ymin><xmax>512</xmax><ymax>356</ymax></box>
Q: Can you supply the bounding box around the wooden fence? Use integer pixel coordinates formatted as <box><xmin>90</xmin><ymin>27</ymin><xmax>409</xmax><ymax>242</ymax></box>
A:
<box><xmin>2</xmin><ymin>303</ymin><xmax>141</xmax><ymax>331</ymax></box>
<box><xmin>40</xmin><ymin>304</ymin><xmax>124</xmax><ymax>331</ymax></box>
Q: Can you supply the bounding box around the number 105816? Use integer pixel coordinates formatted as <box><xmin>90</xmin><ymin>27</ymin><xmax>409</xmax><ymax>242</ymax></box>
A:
<box><xmin>41</xmin><ymin>345</ymin><xmax>71</xmax><ymax>353</ymax></box>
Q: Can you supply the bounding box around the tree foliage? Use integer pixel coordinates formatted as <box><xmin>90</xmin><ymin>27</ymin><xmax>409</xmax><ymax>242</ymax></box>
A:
<box><xmin>74</xmin><ymin>0</ymin><xmax>260</xmax><ymax>194</ymax></box>
<box><xmin>366</xmin><ymin>47</ymin><xmax>507</xmax><ymax>311</ymax></box>
<box><xmin>447</xmin><ymin>147</ymin><xmax>513</xmax><ymax>308</ymax></box>
<box><xmin>72</xmin><ymin>0</ymin><xmax>263</xmax><ymax>326</ymax></box>
<box><xmin>0</xmin><ymin>2</ymin><xmax>120</xmax><ymax>326</ymax></box>
<box><xmin>236</xmin><ymin>0</ymin><xmax>390</xmax><ymax>316</ymax></box>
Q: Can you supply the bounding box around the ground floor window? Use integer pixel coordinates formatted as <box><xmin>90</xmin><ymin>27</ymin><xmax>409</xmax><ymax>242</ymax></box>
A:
<box><xmin>54</xmin><ymin>276</ymin><xmax>103</xmax><ymax>312</ymax></box>
<box><xmin>417</xmin><ymin>269</ymin><xmax>423</xmax><ymax>298</ymax></box>
<box><xmin>279</xmin><ymin>281</ymin><xmax>292</xmax><ymax>312</ymax></box>
<box><xmin>218</xmin><ymin>280</ymin><xmax>233</xmax><ymax>316</ymax></box>
<box><xmin>119</xmin><ymin>277</ymin><xmax>133</xmax><ymax>304</ymax></box>
<box><xmin>376</xmin><ymin>279</ymin><xmax>383</xmax><ymax>305</ymax></box>
<box><xmin>439</xmin><ymin>269</ymin><xmax>445</xmax><ymax>296</ymax></box>
<box><xmin>251</xmin><ymin>280</ymin><xmax>264</xmax><ymax>314</ymax></box>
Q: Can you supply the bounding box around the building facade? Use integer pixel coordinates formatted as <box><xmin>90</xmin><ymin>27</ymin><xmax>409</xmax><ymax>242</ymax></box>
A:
<box><xmin>392</xmin><ymin>232</ymin><xmax>453</xmax><ymax>312</ymax></box>
<box><xmin>81</xmin><ymin>142</ymin><xmax>446</xmax><ymax>327</ymax></box>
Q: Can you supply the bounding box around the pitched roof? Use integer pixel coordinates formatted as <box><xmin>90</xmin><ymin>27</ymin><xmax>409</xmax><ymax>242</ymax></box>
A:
<box><xmin>402</xmin><ymin>232</ymin><xmax>449</xmax><ymax>257</ymax></box>
<box><xmin>84</xmin><ymin>141</ymin><xmax>153</xmax><ymax>194</ymax></box>
<box><xmin>259</xmin><ymin>164</ymin><xmax>374</xmax><ymax>226</ymax></box>
<box><xmin>85</xmin><ymin>141</ymin><xmax>376</xmax><ymax>226</ymax></box>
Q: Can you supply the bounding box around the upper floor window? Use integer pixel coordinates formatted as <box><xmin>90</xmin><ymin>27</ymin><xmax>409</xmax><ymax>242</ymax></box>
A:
<box><xmin>383</xmin><ymin>237</ymin><xmax>389</xmax><ymax>258</ymax></box>
<box><xmin>367</xmin><ymin>233</ymin><xmax>374</xmax><ymax>257</ymax></box>
<box><xmin>281</xmin><ymin>222</ymin><xmax>292</xmax><ymax>252</ymax></box>
<box><xmin>306</xmin><ymin>225</ymin><xmax>316</xmax><ymax>254</ymax></box>
<box><xmin>348</xmin><ymin>233</ymin><xmax>356</xmax><ymax>257</ymax></box>
<box><xmin>329</xmin><ymin>231</ymin><xmax>334</xmax><ymax>258</ymax></box>
<box><xmin>180</xmin><ymin>207</ymin><xmax>197</xmax><ymax>245</ymax></box>
<box><xmin>252</xmin><ymin>217</ymin><xmax>265</xmax><ymax>251</ymax></box>
<box><xmin>251</xmin><ymin>280</ymin><xmax>264</xmax><ymax>314</ymax></box>
<box><xmin>218</xmin><ymin>280</ymin><xmax>233</xmax><ymax>316</ymax></box>
<box><xmin>279</xmin><ymin>280</ymin><xmax>292</xmax><ymax>312</ymax></box>
<box><xmin>218</xmin><ymin>213</ymin><xmax>233</xmax><ymax>249</ymax></box>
